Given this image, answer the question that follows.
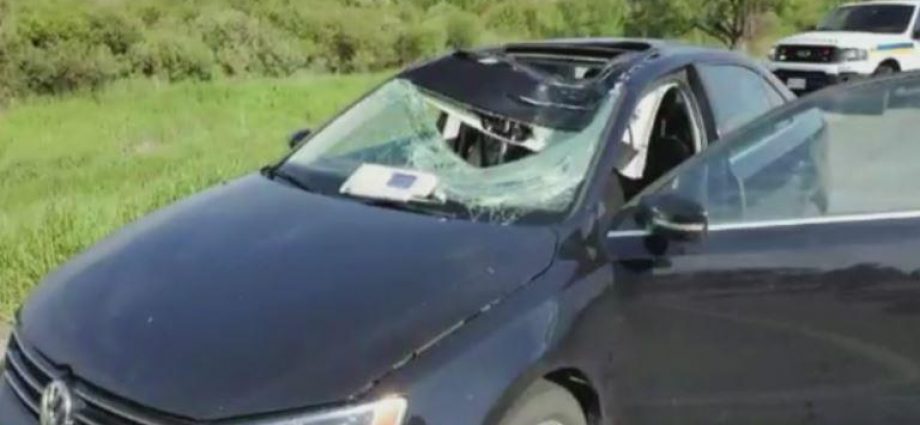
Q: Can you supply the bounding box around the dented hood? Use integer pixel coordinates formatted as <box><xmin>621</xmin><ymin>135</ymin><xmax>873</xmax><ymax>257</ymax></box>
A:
<box><xmin>19</xmin><ymin>174</ymin><xmax>557</xmax><ymax>421</ymax></box>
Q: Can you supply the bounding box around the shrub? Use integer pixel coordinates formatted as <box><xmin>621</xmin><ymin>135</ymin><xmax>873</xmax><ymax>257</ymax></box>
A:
<box><xmin>395</xmin><ymin>21</ymin><xmax>447</xmax><ymax>64</ymax></box>
<box><xmin>86</xmin><ymin>8</ymin><xmax>144</xmax><ymax>56</ymax></box>
<box><xmin>14</xmin><ymin>3</ymin><xmax>93</xmax><ymax>49</ymax></box>
<box><xmin>194</xmin><ymin>8</ymin><xmax>308</xmax><ymax>77</ymax></box>
<box><xmin>0</xmin><ymin>14</ymin><xmax>22</xmax><ymax>102</ymax></box>
<box><xmin>427</xmin><ymin>3</ymin><xmax>482</xmax><ymax>49</ymax></box>
<box><xmin>484</xmin><ymin>0</ymin><xmax>566</xmax><ymax>39</ymax></box>
<box><xmin>15</xmin><ymin>40</ymin><xmax>123</xmax><ymax>95</ymax></box>
<box><xmin>128</xmin><ymin>32</ymin><xmax>215</xmax><ymax>81</ymax></box>
<box><xmin>0</xmin><ymin>0</ymin><xmax>648</xmax><ymax>99</ymax></box>
<box><xmin>306</xmin><ymin>8</ymin><xmax>402</xmax><ymax>72</ymax></box>
<box><xmin>557</xmin><ymin>0</ymin><xmax>626</xmax><ymax>37</ymax></box>
<box><xmin>444</xmin><ymin>10</ymin><xmax>481</xmax><ymax>49</ymax></box>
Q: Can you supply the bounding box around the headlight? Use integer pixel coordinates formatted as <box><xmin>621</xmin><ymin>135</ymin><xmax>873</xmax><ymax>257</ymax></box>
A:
<box><xmin>243</xmin><ymin>397</ymin><xmax>407</xmax><ymax>425</ymax></box>
<box><xmin>768</xmin><ymin>46</ymin><xmax>778</xmax><ymax>61</ymax></box>
<box><xmin>839</xmin><ymin>48</ymin><xmax>869</xmax><ymax>62</ymax></box>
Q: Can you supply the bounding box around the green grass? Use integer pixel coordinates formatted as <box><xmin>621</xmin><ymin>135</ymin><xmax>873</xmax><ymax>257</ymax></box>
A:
<box><xmin>0</xmin><ymin>74</ymin><xmax>385</xmax><ymax>320</ymax></box>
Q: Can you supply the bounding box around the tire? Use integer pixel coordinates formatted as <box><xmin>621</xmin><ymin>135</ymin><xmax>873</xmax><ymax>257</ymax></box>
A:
<box><xmin>497</xmin><ymin>380</ymin><xmax>588</xmax><ymax>425</ymax></box>
<box><xmin>874</xmin><ymin>63</ymin><xmax>898</xmax><ymax>76</ymax></box>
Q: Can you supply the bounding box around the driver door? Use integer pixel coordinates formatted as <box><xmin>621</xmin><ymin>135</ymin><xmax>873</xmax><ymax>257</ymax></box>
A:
<box><xmin>604</xmin><ymin>95</ymin><xmax>920</xmax><ymax>425</ymax></box>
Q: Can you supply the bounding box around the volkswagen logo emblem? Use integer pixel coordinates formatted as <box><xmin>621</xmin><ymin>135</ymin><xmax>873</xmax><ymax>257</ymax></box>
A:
<box><xmin>40</xmin><ymin>380</ymin><xmax>75</xmax><ymax>425</ymax></box>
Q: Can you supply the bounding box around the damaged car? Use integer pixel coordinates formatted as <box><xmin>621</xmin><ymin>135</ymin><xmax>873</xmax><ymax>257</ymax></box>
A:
<box><xmin>2</xmin><ymin>40</ymin><xmax>793</xmax><ymax>425</ymax></box>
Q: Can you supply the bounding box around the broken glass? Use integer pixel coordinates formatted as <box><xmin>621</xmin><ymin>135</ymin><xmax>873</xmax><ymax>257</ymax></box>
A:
<box><xmin>287</xmin><ymin>79</ymin><xmax>619</xmax><ymax>223</ymax></box>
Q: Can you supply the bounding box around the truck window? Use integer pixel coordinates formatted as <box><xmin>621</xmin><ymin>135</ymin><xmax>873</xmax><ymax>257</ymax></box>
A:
<box><xmin>818</xmin><ymin>4</ymin><xmax>915</xmax><ymax>34</ymax></box>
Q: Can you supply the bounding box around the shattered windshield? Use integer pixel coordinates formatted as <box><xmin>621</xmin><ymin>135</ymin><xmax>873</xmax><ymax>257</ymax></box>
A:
<box><xmin>283</xmin><ymin>78</ymin><xmax>618</xmax><ymax>223</ymax></box>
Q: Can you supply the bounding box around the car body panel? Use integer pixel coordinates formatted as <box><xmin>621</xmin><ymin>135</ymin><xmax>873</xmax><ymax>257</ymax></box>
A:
<box><xmin>605</xmin><ymin>213</ymin><xmax>920</xmax><ymax>424</ymax></box>
<box><xmin>17</xmin><ymin>174</ymin><xmax>557</xmax><ymax>420</ymax></box>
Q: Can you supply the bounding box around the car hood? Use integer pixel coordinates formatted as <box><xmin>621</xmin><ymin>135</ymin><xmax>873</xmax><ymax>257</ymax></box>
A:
<box><xmin>776</xmin><ymin>31</ymin><xmax>908</xmax><ymax>49</ymax></box>
<box><xmin>19</xmin><ymin>174</ymin><xmax>557</xmax><ymax>421</ymax></box>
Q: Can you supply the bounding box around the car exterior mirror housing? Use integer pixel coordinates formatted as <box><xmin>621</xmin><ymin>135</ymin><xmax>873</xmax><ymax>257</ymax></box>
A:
<box><xmin>289</xmin><ymin>128</ymin><xmax>312</xmax><ymax>149</ymax></box>
<box><xmin>635</xmin><ymin>193</ymin><xmax>708</xmax><ymax>241</ymax></box>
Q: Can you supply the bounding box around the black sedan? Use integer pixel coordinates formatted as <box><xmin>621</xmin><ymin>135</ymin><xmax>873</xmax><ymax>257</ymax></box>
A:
<box><xmin>1</xmin><ymin>39</ymin><xmax>803</xmax><ymax>425</ymax></box>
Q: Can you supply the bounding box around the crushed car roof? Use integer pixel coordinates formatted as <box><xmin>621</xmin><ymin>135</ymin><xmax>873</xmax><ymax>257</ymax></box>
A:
<box><xmin>399</xmin><ymin>38</ymin><xmax>748</xmax><ymax>131</ymax></box>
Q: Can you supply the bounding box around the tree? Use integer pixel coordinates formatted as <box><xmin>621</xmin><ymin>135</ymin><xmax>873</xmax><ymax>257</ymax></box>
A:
<box><xmin>625</xmin><ymin>0</ymin><xmax>694</xmax><ymax>38</ymax></box>
<box><xmin>780</xmin><ymin>0</ymin><xmax>848</xmax><ymax>31</ymax></box>
<box><xmin>692</xmin><ymin>0</ymin><xmax>788</xmax><ymax>49</ymax></box>
<box><xmin>557</xmin><ymin>0</ymin><xmax>627</xmax><ymax>37</ymax></box>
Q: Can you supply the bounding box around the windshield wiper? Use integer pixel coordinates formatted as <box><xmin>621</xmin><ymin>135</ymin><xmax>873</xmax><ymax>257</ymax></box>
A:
<box><xmin>262</xmin><ymin>166</ymin><xmax>314</xmax><ymax>193</ymax></box>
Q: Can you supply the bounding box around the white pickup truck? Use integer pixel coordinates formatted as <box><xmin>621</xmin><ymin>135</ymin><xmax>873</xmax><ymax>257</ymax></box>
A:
<box><xmin>770</xmin><ymin>0</ymin><xmax>920</xmax><ymax>94</ymax></box>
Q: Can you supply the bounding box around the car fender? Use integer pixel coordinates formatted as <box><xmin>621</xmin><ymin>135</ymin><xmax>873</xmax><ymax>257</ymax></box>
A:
<box><xmin>368</xmin><ymin>258</ymin><xmax>615</xmax><ymax>425</ymax></box>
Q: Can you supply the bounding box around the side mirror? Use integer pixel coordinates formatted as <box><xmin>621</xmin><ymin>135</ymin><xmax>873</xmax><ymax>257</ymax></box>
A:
<box><xmin>288</xmin><ymin>128</ymin><xmax>312</xmax><ymax>149</ymax></box>
<box><xmin>636</xmin><ymin>193</ymin><xmax>708</xmax><ymax>241</ymax></box>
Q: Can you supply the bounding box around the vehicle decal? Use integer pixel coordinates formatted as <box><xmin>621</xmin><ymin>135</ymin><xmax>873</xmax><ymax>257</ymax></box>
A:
<box><xmin>875</xmin><ymin>42</ymin><xmax>915</xmax><ymax>54</ymax></box>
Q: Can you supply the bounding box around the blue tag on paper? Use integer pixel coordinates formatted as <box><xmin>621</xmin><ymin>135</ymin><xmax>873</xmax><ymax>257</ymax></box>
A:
<box><xmin>387</xmin><ymin>173</ymin><xmax>418</xmax><ymax>189</ymax></box>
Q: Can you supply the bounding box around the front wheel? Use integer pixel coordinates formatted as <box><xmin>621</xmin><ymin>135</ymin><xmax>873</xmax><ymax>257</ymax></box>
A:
<box><xmin>874</xmin><ymin>63</ymin><xmax>898</xmax><ymax>76</ymax></box>
<box><xmin>497</xmin><ymin>380</ymin><xmax>588</xmax><ymax>425</ymax></box>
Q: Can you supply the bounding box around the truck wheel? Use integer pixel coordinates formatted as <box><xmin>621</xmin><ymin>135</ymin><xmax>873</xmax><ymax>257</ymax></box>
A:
<box><xmin>874</xmin><ymin>63</ymin><xmax>898</xmax><ymax>76</ymax></box>
<box><xmin>498</xmin><ymin>380</ymin><xmax>588</xmax><ymax>425</ymax></box>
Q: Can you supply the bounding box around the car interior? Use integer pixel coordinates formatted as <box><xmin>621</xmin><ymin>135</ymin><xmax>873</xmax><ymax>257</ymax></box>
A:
<box><xmin>435</xmin><ymin>80</ymin><xmax>701</xmax><ymax>203</ymax></box>
<box><xmin>433</xmin><ymin>42</ymin><xmax>665</xmax><ymax>170</ymax></box>
<box><xmin>618</xmin><ymin>84</ymin><xmax>700</xmax><ymax>201</ymax></box>
<box><xmin>437</xmin><ymin>112</ymin><xmax>537</xmax><ymax>168</ymax></box>
<box><xmin>426</xmin><ymin>42</ymin><xmax>701</xmax><ymax>210</ymax></box>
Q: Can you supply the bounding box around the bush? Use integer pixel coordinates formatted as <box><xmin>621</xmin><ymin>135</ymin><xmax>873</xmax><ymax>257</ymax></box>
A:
<box><xmin>557</xmin><ymin>0</ymin><xmax>626</xmax><ymax>37</ymax></box>
<box><xmin>86</xmin><ymin>8</ymin><xmax>144</xmax><ymax>56</ymax></box>
<box><xmin>194</xmin><ymin>9</ymin><xmax>308</xmax><ymax>77</ymax></box>
<box><xmin>128</xmin><ymin>32</ymin><xmax>215</xmax><ymax>81</ymax></box>
<box><xmin>484</xmin><ymin>0</ymin><xmax>566</xmax><ymax>39</ymax></box>
<box><xmin>15</xmin><ymin>41</ymin><xmax>123</xmax><ymax>95</ymax></box>
<box><xmin>427</xmin><ymin>3</ymin><xmax>482</xmax><ymax>49</ymax></box>
<box><xmin>0</xmin><ymin>17</ymin><xmax>21</xmax><ymax>102</ymax></box>
<box><xmin>445</xmin><ymin>10</ymin><xmax>481</xmax><ymax>49</ymax></box>
<box><xmin>13</xmin><ymin>2</ymin><xmax>91</xmax><ymax>49</ymax></box>
<box><xmin>0</xmin><ymin>0</ymin><xmax>700</xmax><ymax>100</ymax></box>
<box><xmin>305</xmin><ymin>8</ymin><xmax>403</xmax><ymax>72</ymax></box>
<box><xmin>395</xmin><ymin>21</ymin><xmax>447</xmax><ymax>64</ymax></box>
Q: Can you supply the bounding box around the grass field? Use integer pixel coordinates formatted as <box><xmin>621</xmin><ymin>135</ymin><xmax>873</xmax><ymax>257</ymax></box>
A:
<box><xmin>0</xmin><ymin>74</ymin><xmax>385</xmax><ymax>321</ymax></box>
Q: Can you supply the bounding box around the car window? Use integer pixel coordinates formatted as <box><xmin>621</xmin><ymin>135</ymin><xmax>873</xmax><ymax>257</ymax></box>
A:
<box><xmin>613</xmin><ymin>77</ymin><xmax>703</xmax><ymax>201</ymax></box>
<box><xmin>618</xmin><ymin>83</ymin><xmax>679</xmax><ymax>179</ymax></box>
<box><xmin>763</xmin><ymin>79</ymin><xmax>786</xmax><ymax>108</ymax></box>
<box><xmin>697</xmin><ymin>64</ymin><xmax>777</xmax><ymax>137</ymax></box>
<box><xmin>646</xmin><ymin>79</ymin><xmax>920</xmax><ymax>225</ymax></box>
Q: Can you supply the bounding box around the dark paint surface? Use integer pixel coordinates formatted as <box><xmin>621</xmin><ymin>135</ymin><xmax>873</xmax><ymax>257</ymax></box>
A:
<box><xmin>17</xmin><ymin>174</ymin><xmax>556</xmax><ymax>420</ymax></box>
<box><xmin>603</xmin><ymin>218</ymin><xmax>920</xmax><ymax>424</ymax></box>
<box><xmin>6</xmin><ymin>39</ymin><xmax>870</xmax><ymax>425</ymax></box>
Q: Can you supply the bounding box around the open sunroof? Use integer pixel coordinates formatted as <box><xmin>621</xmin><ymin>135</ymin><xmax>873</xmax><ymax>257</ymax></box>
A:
<box><xmin>497</xmin><ymin>41</ymin><xmax>653</xmax><ymax>84</ymax></box>
<box><xmin>501</xmin><ymin>41</ymin><xmax>653</xmax><ymax>62</ymax></box>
